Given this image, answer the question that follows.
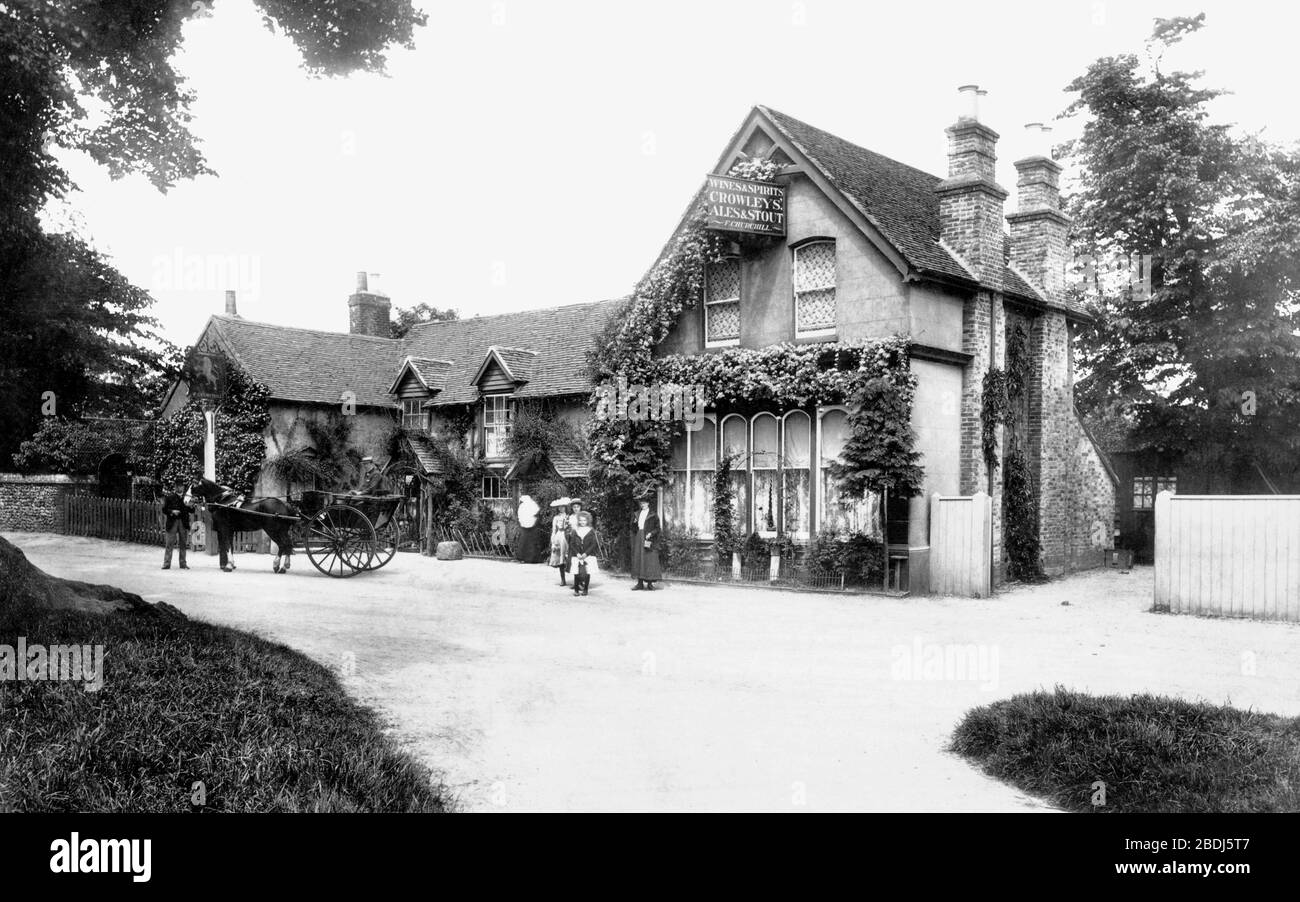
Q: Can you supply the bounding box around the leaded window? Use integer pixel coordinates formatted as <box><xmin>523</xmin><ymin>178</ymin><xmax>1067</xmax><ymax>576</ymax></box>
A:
<box><xmin>705</xmin><ymin>258</ymin><xmax>741</xmax><ymax>345</ymax></box>
<box><xmin>1133</xmin><ymin>475</ymin><xmax>1176</xmax><ymax>510</ymax></box>
<box><xmin>794</xmin><ymin>241</ymin><xmax>836</xmax><ymax>334</ymax></box>
<box><xmin>401</xmin><ymin>399</ymin><xmax>424</xmax><ymax>431</ymax></box>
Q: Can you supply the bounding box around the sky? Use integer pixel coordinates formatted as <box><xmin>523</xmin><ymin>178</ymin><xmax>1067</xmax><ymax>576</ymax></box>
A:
<box><xmin>46</xmin><ymin>0</ymin><xmax>1300</xmax><ymax>347</ymax></box>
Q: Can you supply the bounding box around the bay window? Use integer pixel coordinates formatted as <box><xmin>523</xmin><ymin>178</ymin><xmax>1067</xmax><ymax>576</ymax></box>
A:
<box><xmin>782</xmin><ymin>411</ymin><xmax>811</xmax><ymax>539</ymax></box>
<box><xmin>751</xmin><ymin>413</ymin><xmax>780</xmax><ymax>536</ymax></box>
<box><xmin>818</xmin><ymin>407</ymin><xmax>881</xmax><ymax>536</ymax></box>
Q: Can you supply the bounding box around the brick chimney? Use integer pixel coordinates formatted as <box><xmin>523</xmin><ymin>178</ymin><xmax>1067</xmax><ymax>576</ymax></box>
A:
<box><xmin>348</xmin><ymin>271</ymin><xmax>392</xmax><ymax>337</ymax></box>
<box><xmin>224</xmin><ymin>289</ymin><xmax>239</xmax><ymax>317</ymax></box>
<box><xmin>935</xmin><ymin>85</ymin><xmax>1007</xmax><ymax>291</ymax></box>
<box><xmin>1005</xmin><ymin>123</ymin><xmax>1070</xmax><ymax>302</ymax></box>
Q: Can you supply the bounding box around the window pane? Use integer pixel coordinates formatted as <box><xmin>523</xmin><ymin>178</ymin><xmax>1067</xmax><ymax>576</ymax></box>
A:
<box><xmin>670</xmin><ymin>430</ymin><xmax>688</xmax><ymax>470</ymax></box>
<box><xmin>820</xmin><ymin>409</ymin><xmax>848</xmax><ymax>463</ymax></box>
<box><xmin>796</xmin><ymin>287</ymin><xmax>836</xmax><ymax>331</ymax></box>
<box><xmin>664</xmin><ymin>471</ymin><xmax>687</xmax><ymax>531</ymax></box>
<box><xmin>690</xmin><ymin>417</ymin><xmax>717</xmax><ymax>470</ymax></box>
<box><xmin>689</xmin><ymin>471</ymin><xmax>714</xmax><ymax>536</ymax></box>
<box><xmin>706</xmin><ymin>300</ymin><xmax>740</xmax><ymax>341</ymax></box>
<box><xmin>754</xmin><ymin>470</ymin><xmax>779</xmax><ymax>533</ymax></box>
<box><xmin>752</xmin><ymin>415</ymin><xmax>779</xmax><ymax>469</ymax></box>
<box><xmin>795</xmin><ymin>242</ymin><xmax>835</xmax><ymax>292</ymax></box>
<box><xmin>706</xmin><ymin>258</ymin><xmax>740</xmax><ymax>302</ymax></box>
<box><xmin>722</xmin><ymin>415</ymin><xmax>748</xmax><ymax>465</ymax></box>
<box><xmin>782</xmin><ymin>469</ymin><xmax>810</xmax><ymax>537</ymax></box>
<box><xmin>783</xmin><ymin>412</ymin><xmax>810</xmax><ymax>467</ymax></box>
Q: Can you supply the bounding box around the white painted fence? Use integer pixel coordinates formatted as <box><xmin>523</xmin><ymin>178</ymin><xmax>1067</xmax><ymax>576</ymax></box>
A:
<box><xmin>1154</xmin><ymin>491</ymin><xmax>1300</xmax><ymax>620</ymax></box>
<box><xmin>929</xmin><ymin>491</ymin><xmax>992</xmax><ymax>598</ymax></box>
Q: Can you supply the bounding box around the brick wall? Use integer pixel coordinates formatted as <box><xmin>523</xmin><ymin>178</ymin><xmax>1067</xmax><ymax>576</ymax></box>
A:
<box><xmin>0</xmin><ymin>474</ymin><xmax>97</xmax><ymax>533</ymax></box>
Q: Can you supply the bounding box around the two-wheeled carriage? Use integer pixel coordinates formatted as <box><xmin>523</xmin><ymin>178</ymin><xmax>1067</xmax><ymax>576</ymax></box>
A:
<box><xmin>293</xmin><ymin>490</ymin><xmax>405</xmax><ymax>578</ymax></box>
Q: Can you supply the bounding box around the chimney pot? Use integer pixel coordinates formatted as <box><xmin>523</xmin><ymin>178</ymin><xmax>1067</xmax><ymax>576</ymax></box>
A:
<box><xmin>957</xmin><ymin>84</ymin><xmax>981</xmax><ymax>122</ymax></box>
<box><xmin>355</xmin><ymin>271</ymin><xmax>368</xmax><ymax>292</ymax></box>
<box><xmin>224</xmin><ymin>290</ymin><xmax>238</xmax><ymax>316</ymax></box>
<box><xmin>1024</xmin><ymin>122</ymin><xmax>1053</xmax><ymax>159</ymax></box>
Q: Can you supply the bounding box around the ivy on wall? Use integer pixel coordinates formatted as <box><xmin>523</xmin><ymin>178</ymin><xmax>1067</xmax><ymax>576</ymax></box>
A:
<box><xmin>984</xmin><ymin>317</ymin><xmax>1045</xmax><ymax>581</ymax></box>
<box><xmin>151</xmin><ymin>362</ymin><xmax>270</xmax><ymax>493</ymax></box>
<box><xmin>585</xmin><ymin>154</ymin><xmax>924</xmax><ymax>564</ymax></box>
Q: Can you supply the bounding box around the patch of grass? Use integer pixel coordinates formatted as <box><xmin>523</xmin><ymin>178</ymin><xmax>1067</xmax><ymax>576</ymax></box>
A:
<box><xmin>0</xmin><ymin>606</ymin><xmax>455</xmax><ymax>812</ymax></box>
<box><xmin>951</xmin><ymin>687</ymin><xmax>1300</xmax><ymax>812</ymax></box>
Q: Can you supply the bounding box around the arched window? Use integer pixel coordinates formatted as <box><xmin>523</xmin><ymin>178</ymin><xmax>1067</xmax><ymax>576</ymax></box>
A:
<box><xmin>751</xmin><ymin>413</ymin><xmax>780</xmax><ymax>535</ymax></box>
<box><xmin>705</xmin><ymin>257</ymin><xmax>741</xmax><ymax>347</ymax></box>
<box><xmin>794</xmin><ymin>240</ymin><xmax>836</xmax><ymax>336</ymax></box>
<box><xmin>664</xmin><ymin>416</ymin><xmax>717</xmax><ymax>538</ymax></box>
<box><xmin>721</xmin><ymin>414</ymin><xmax>750</xmax><ymax>535</ymax></box>
<box><xmin>782</xmin><ymin>411</ymin><xmax>811</xmax><ymax>539</ymax></box>
<box><xmin>818</xmin><ymin>407</ymin><xmax>880</xmax><ymax>536</ymax></box>
<box><xmin>688</xmin><ymin>416</ymin><xmax>717</xmax><ymax>536</ymax></box>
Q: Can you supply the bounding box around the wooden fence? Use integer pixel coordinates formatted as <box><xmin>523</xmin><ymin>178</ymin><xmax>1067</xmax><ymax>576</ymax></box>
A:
<box><xmin>63</xmin><ymin>495</ymin><xmax>165</xmax><ymax>545</ymax></box>
<box><xmin>928</xmin><ymin>491</ymin><xmax>992</xmax><ymax>597</ymax></box>
<box><xmin>1154</xmin><ymin>492</ymin><xmax>1300</xmax><ymax>621</ymax></box>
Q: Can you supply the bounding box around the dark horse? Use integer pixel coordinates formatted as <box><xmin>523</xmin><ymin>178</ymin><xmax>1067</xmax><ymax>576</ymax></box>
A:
<box><xmin>188</xmin><ymin>478</ymin><xmax>297</xmax><ymax>573</ymax></box>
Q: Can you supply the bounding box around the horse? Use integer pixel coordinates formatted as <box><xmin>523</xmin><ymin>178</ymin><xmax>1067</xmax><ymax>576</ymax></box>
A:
<box><xmin>188</xmin><ymin>478</ymin><xmax>298</xmax><ymax>574</ymax></box>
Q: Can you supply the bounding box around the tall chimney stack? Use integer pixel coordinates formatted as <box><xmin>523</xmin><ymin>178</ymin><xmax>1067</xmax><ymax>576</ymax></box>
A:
<box><xmin>935</xmin><ymin>85</ymin><xmax>1007</xmax><ymax>290</ymax></box>
<box><xmin>1006</xmin><ymin>122</ymin><xmax>1070</xmax><ymax>302</ymax></box>
<box><xmin>348</xmin><ymin>270</ymin><xmax>392</xmax><ymax>337</ymax></box>
<box><xmin>224</xmin><ymin>289</ymin><xmax>239</xmax><ymax>317</ymax></box>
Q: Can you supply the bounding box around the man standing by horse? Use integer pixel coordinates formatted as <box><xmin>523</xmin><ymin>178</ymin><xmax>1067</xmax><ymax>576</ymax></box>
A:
<box><xmin>160</xmin><ymin>478</ymin><xmax>195</xmax><ymax>570</ymax></box>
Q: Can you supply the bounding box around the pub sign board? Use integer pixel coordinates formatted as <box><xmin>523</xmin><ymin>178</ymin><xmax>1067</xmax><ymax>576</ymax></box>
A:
<box><xmin>704</xmin><ymin>175</ymin><xmax>786</xmax><ymax>237</ymax></box>
<box><xmin>183</xmin><ymin>348</ymin><xmax>229</xmax><ymax>403</ymax></box>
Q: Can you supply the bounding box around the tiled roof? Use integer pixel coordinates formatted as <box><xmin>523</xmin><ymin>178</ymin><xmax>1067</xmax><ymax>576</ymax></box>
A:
<box><xmin>491</xmin><ymin>346</ymin><xmax>539</xmax><ymax>383</ymax></box>
<box><xmin>405</xmin><ymin>356</ymin><xmax>453</xmax><ymax>392</ymax></box>
<box><xmin>210</xmin><ymin>315</ymin><xmax>399</xmax><ymax>408</ymax></box>
<box><xmin>549</xmin><ymin>446</ymin><xmax>590</xmax><ymax>479</ymax></box>
<box><xmin>404</xmin><ymin>300</ymin><xmax>623</xmax><ymax>405</ymax></box>
<box><xmin>760</xmin><ymin>106</ymin><xmax>1044</xmax><ymax>305</ymax></box>
<box><xmin>403</xmin><ymin>431</ymin><xmax>444</xmax><ymax>476</ymax></box>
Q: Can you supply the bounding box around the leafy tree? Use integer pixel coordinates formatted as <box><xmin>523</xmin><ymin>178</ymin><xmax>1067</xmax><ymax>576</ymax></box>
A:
<box><xmin>390</xmin><ymin>303</ymin><xmax>459</xmax><ymax>338</ymax></box>
<box><xmin>829</xmin><ymin>376</ymin><xmax>924</xmax><ymax>498</ymax></box>
<box><xmin>0</xmin><ymin>0</ymin><xmax>425</xmax><ymax>466</ymax></box>
<box><xmin>1062</xmin><ymin>14</ymin><xmax>1300</xmax><ymax>487</ymax></box>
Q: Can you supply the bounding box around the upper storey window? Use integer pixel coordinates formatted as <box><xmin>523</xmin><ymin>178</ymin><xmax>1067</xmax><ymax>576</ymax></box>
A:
<box><xmin>794</xmin><ymin>240</ymin><xmax>837</xmax><ymax>336</ymax></box>
<box><xmin>705</xmin><ymin>257</ymin><xmax>741</xmax><ymax>347</ymax></box>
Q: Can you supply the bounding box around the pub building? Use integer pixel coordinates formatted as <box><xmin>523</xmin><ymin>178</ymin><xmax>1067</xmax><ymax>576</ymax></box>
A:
<box><xmin>164</xmin><ymin>88</ymin><xmax>1115</xmax><ymax>590</ymax></box>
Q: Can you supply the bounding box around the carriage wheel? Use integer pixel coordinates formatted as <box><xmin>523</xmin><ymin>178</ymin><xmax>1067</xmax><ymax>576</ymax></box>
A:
<box><xmin>305</xmin><ymin>504</ymin><xmax>376</xmax><ymax>578</ymax></box>
<box><xmin>362</xmin><ymin>518</ymin><xmax>400</xmax><ymax>571</ymax></box>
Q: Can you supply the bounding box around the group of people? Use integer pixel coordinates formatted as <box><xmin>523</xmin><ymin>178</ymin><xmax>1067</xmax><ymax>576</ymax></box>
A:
<box><xmin>513</xmin><ymin>492</ymin><xmax>663</xmax><ymax>595</ymax></box>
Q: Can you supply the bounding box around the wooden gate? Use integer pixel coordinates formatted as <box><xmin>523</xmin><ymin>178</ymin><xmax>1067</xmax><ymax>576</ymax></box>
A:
<box><xmin>928</xmin><ymin>491</ymin><xmax>992</xmax><ymax>597</ymax></box>
<box><xmin>1154</xmin><ymin>492</ymin><xmax>1300</xmax><ymax>620</ymax></box>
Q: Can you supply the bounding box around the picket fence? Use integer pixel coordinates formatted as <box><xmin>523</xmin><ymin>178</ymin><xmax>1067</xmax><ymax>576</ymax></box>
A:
<box><xmin>62</xmin><ymin>495</ymin><xmax>165</xmax><ymax>545</ymax></box>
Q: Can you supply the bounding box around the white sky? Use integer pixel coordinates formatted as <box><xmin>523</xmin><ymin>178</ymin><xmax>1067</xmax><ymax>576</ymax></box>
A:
<box><xmin>47</xmin><ymin>0</ymin><xmax>1300</xmax><ymax>346</ymax></box>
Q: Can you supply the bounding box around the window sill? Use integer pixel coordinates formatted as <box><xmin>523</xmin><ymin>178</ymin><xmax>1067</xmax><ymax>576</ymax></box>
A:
<box><xmin>705</xmin><ymin>337</ymin><xmax>740</xmax><ymax>348</ymax></box>
<box><xmin>795</xmin><ymin>328</ymin><xmax>837</xmax><ymax>341</ymax></box>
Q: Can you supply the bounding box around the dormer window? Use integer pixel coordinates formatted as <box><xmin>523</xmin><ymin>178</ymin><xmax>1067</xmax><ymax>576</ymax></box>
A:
<box><xmin>794</xmin><ymin>240</ymin><xmax>836</xmax><ymax>337</ymax></box>
<box><xmin>401</xmin><ymin>399</ymin><xmax>424</xmax><ymax>431</ymax></box>
<box><xmin>484</xmin><ymin>394</ymin><xmax>511</xmax><ymax>458</ymax></box>
<box><xmin>705</xmin><ymin>257</ymin><xmax>741</xmax><ymax>347</ymax></box>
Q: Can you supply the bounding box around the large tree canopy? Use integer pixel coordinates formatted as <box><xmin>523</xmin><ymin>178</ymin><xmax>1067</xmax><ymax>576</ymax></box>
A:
<box><xmin>1063</xmin><ymin>14</ymin><xmax>1300</xmax><ymax>488</ymax></box>
<box><xmin>0</xmin><ymin>0</ymin><xmax>426</xmax><ymax>467</ymax></box>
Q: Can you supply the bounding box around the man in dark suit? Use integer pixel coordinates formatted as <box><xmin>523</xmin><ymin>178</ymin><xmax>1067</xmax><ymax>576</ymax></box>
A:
<box><xmin>161</xmin><ymin>478</ymin><xmax>195</xmax><ymax>570</ymax></box>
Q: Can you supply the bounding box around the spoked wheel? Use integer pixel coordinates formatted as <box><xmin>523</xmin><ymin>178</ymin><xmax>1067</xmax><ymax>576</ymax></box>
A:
<box><xmin>364</xmin><ymin>518</ymin><xmax>400</xmax><ymax>571</ymax></box>
<box><xmin>305</xmin><ymin>504</ymin><xmax>376</xmax><ymax>578</ymax></box>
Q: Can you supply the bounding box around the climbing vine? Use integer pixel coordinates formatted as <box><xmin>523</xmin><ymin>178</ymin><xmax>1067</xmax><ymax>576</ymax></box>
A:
<box><xmin>151</xmin><ymin>362</ymin><xmax>270</xmax><ymax>493</ymax></box>
<box><xmin>987</xmin><ymin>317</ymin><xmax>1045</xmax><ymax>581</ymax></box>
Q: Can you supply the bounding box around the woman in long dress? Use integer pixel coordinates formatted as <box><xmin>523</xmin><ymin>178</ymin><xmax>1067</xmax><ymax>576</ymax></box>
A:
<box><xmin>629</xmin><ymin>494</ymin><xmax>662</xmax><ymax>590</ymax></box>
<box><xmin>548</xmin><ymin>496</ymin><xmax>571</xmax><ymax>585</ymax></box>
<box><xmin>514</xmin><ymin>494</ymin><xmax>543</xmax><ymax>563</ymax></box>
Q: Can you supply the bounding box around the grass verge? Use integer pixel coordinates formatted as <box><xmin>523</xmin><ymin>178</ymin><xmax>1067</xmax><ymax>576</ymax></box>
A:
<box><xmin>951</xmin><ymin>687</ymin><xmax>1300</xmax><ymax>812</ymax></box>
<box><xmin>1</xmin><ymin>605</ymin><xmax>455</xmax><ymax>812</ymax></box>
